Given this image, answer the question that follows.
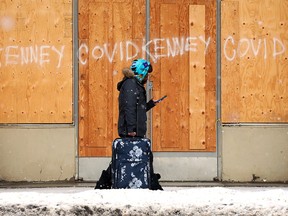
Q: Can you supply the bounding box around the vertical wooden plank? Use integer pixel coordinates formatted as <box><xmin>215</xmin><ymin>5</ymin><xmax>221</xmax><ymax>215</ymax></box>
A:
<box><xmin>159</xmin><ymin>3</ymin><xmax>180</xmax><ymax>150</ymax></box>
<box><xmin>78</xmin><ymin>0</ymin><xmax>89</xmax><ymax>40</ymax></box>
<box><xmin>87</xmin><ymin>1</ymin><xmax>110</xmax><ymax>155</ymax></box>
<box><xmin>0</xmin><ymin>0</ymin><xmax>18</xmax><ymax>124</ymax></box>
<box><xmin>189</xmin><ymin>4</ymin><xmax>206</xmax><ymax>150</ymax></box>
<box><xmin>221</xmin><ymin>1</ymin><xmax>240</xmax><ymax>123</ymax></box>
<box><xmin>179</xmin><ymin>2</ymin><xmax>190</xmax><ymax>151</ymax></box>
<box><xmin>150</xmin><ymin>0</ymin><xmax>162</xmax><ymax>151</ymax></box>
<box><xmin>132</xmin><ymin>0</ymin><xmax>146</xmax><ymax>40</ymax></box>
<box><xmin>78</xmin><ymin>0</ymin><xmax>90</xmax><ymax>156</ymax></box>
<box><xmin>205</xmin><ymin>0</ymin><xmax>217</xmax><ymax>151</ymax></box>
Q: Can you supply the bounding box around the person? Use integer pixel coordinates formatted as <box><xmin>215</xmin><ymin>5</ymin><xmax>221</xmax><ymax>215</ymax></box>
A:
<box><xmin>95</xmin><ymin>59</ymin><xmax>163</xmax><ymax>190</ymax></box>
<box><xmin>117</xmin><ymin>58</ymin><xmax>156</xmax><ymax>138</ymax></box>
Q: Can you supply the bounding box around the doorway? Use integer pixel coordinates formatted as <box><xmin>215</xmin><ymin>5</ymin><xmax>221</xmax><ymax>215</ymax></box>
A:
<box><xmin>78</xmin><ymin>0</ymin><xmax>217</xmax><ymax>181</ymax></box>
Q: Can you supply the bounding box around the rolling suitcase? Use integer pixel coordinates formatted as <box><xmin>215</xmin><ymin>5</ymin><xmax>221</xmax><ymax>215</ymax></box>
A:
<box><xmin>111</xmin><ymin>137</ymin><xmax>151</xmax><ymax>189</ymax></box>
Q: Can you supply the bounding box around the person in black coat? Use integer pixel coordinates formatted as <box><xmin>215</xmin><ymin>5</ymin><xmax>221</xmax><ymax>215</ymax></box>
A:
<box><xmin>117</xmin><ymin>59</ymin><xmax>155</xmax><ymax>138</ymax></box>
<box><xmin>95</xmin><ymin>59</ymin><xmax>163</xmax><ymax>190</ymax></box>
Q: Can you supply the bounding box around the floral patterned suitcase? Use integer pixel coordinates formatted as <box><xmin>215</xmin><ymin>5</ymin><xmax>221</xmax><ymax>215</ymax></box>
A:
<box><xmin>111</xmin><ymin>137</ymin><xmax>151</xmax><ymax>189</ymax></box>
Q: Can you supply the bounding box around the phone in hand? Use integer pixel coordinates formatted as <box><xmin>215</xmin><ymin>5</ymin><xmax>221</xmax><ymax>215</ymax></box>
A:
<box><xmin>155</xmin><ymin>95</ymin><xmax>167</xmax><ymax>103</ymax></box>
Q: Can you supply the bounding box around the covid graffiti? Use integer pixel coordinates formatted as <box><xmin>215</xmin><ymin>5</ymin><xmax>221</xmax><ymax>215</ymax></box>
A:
<box><xmin>78</xmin><ymin>36</ymin><xmax>211</xmax><ymax>64</ymax></box>
<box><xmin>223</xmin><ymin>36</ymin><xmax>286</xmax><ymax>61</ymax></box>
<box><xmin>0</xmin><ymin>35</ymin><xmax>286</xmax><ymax>68</ymax></box>
<box><xmin>78</xmin><ymin>35</ymin><xmax>286</xmax><ymax>64</ymax></box>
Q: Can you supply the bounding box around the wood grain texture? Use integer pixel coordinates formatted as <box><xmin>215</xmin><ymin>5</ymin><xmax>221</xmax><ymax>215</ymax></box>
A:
<box><xmin>150</xmin><ymin>0</ymin><xmax>216</xmax><ymax>152</ymax></box>
<box><xmin>189</xmin><ymin>4</ymin><xmax>206</xmax><ymax>150</ymax></box>
<box><xmin>0</xmin><ymin>0</ymin><xmax>73</xmax><ymax>123</ymax></box>
<box><xmin>222</xmin><ymin>0</ymin><xmax>288</xmax><ymax>123</ymax></box>
<box><xmin>79</xmin><ymin>0</ymin><xmax>216</xmax><ymax>156</ymax></box>
<box><xmin>78</xmin><ymin>0</ymin><xmax>146</xmax><ymax>156</ymax></box>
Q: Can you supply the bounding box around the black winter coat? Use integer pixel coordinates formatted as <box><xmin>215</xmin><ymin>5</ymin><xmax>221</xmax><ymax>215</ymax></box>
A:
<box><xmin>117</xmin><ymin>68</ymin><xmax>155</xmax><ymax>138</ymax></box>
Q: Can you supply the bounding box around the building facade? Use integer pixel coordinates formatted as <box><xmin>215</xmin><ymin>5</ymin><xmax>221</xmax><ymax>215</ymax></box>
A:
<box><xmin>0</xmin><ymin>0</ymin><xmax>287</xmax><ymax>182</ymax></box>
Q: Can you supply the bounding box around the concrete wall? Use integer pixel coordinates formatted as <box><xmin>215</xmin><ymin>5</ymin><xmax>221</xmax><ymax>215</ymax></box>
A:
<box><xmin>79</xmin><ymin>153</ymin><xmax>217</xmax><ymax>182</ymax></box>
<box><xmin>1</xmin><ymin>125</ymin><xmax>288</xmax><ymax>182</ymax></box>
<box><xmin>0</xmin><ymin>127</ymin><xmax>75</xmax><ymax>182</ymax></box>
<box><xmin>222</xmin><ymin>126</ymin><xmax>288</xmax><ymax>182</ymax></box>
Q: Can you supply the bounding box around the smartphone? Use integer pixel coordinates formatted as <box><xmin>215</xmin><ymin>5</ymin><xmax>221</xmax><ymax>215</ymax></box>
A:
<box><xmin>155</xmin><ymin>95</ymin><xmax>167</xmax><ymax>103</ymax></box>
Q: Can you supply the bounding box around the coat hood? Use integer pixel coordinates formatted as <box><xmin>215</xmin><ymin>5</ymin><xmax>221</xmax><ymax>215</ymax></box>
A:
<box><xmin>117</xmin><ymin>68</ymin><xmax>135</xmax><ymax>91</ymax></box>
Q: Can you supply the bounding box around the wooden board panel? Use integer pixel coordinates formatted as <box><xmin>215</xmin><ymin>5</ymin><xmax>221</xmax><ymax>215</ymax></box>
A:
<box><xmin>79</xmin><ymin>0</ymin><xmax>216</xmax><ymax>156</ymax></box>
<box><xmin>0</xmin><ymin>0</ymin><xmax>73</xmax><ymax>123</ymax></box>
<box><xmin>78</xmin><ymin>0</ymin><xmax>146</xmax><ymax>157</ymax></box>
<box><xmin>88</xmin><ymin>1</ymin><xmax>110</xmax><ymax>153</ymax></box>
<box><xmin>150</xmin><ymin>0</ymin><xmax>216</xmax><ymax>152</ymax></box>
<box><xmin>205</xmin><ymin>0</ymin><xmax>217</xmax><ymax>152</ymax></box>
<box><xmin>222</xmin><ymin>0</ymin><xmax>288</xmax><ymax>123</ymax></box>
<box><xmin>221</xmin><ymin>1</ymin><xmax>241</xmax><ymax>123</ymax></box>
<box><xmin>189</xmin><ymin>5</ymin><xmax>206</xmax><ymax>150</ymax></box>
<box><xmin>78</xmin><ymin>0</ymin><xmax>89</xmax><ymax>156</ymax></box>
<box><xmin>159</xmin><ymin>3</ymin><xmax>180</xmax><ymax>149</ymax></box>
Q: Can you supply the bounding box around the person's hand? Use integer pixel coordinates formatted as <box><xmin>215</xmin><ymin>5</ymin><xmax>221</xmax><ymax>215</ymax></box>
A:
<box><xmin>128</xmin><ymin>132</ymin><xmax>136</xmax><ymax>137</ymax></box>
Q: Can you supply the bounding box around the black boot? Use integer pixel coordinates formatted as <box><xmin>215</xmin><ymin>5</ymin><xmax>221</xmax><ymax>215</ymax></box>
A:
<box><xmin>150</xmin><ymin>173</ymin><xmax>163</xmax><ymax>191</ymax></box>
<box><xmin>95</xmin><ymin>164</ymin><xmax>112</xmax><ymax>189</ymax></box>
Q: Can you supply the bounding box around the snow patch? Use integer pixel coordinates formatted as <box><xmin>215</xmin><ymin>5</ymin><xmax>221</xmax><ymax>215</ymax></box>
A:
<box><xmin>0</xmin><ymin>187</ymin><xmax>287</xmax><ymax>215</ymax></box>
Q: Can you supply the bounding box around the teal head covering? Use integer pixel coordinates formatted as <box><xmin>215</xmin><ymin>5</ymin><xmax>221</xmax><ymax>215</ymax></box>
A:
<box><xmin>130</xmin><ymin>59</ymin><xmax>152</xmax><ymax>82</ymax></box>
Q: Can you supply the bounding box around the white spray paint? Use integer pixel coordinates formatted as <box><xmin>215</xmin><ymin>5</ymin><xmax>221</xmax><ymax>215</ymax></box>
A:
<box><xmin>223</xmin><ymin>36</ymin><xmax>286</xmax><ymax>61</ymax></box>
<box><xmin>0</xmin><ymin>45</ymin><xmax>65</xmax><ymax>68</ymax></box>
<box><xmin>79</xmin><ymin>36</ymin><xmax>211</xmax><ymax>64</ymax></box>
<box><xmin>0</xmin><ymin>36</ymin><xmax>286</xmax><ymax>68</ymax></box>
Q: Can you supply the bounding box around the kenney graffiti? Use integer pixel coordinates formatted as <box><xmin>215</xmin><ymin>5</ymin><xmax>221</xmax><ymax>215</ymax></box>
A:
<box><xmin>79</xmin><ymin>35</ymin><xmax>286</xmax><ymax>64</ymax></box>
<box><xmin>78</xmin><ymin>36</ymin><xmax>211</xmax><ymax>64</ymax></box>
<box><xmin>0</xmin><ymin>45</ymin><xmax>65</xmax><ymax>68</ymax></box>
<box><xmin>0</xmin><ymin>36</ymin><xmax>286</xmax><ymax>68</ymax></box>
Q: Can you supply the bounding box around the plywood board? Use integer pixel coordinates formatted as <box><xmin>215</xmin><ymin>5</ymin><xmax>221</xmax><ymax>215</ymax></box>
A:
<box><xmin>78</xmin><ymin>0</ymin><xmax>146</xmax><ymax>157</ymax></box>
<box><xmin>222</xmin><ymin>0</ymin><xmax>288</xmax><ymax>123</ymax></box>
<box><xmin>79</xmin><ymin>0</ymin><xmax>217</xmax><ymax>156</ymax></box>
<box><xmin>150</xmin><ymin>0</ymin><xmax>216</xmax><ymax>152</ymax></box>
<box><xmin>0</xmin><ymin>0</ymin><xmax>73</xmax><ymax>123</ymax></box>
<box><xmin>221</xmin><ymin>1</ymin><xmax>241</xmax><ymax>123</ymax></box>
<box><xmin>159</xmin><ymin>3</ymin><xmax>180</xmax><ymax>149</ymax></box>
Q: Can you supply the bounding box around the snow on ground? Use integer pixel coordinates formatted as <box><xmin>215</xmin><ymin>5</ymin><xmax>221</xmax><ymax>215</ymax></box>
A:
<box><xmin>0</xmin><ymin>186</ymin><xmax>288</xmax><ymax>215</ymax></box>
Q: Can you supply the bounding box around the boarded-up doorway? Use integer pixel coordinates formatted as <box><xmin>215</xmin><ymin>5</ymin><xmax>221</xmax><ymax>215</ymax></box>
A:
<box><xmin>78</xmin><ymin>0</ymin><xmax>217</xmax><ymax>181</ymax></box>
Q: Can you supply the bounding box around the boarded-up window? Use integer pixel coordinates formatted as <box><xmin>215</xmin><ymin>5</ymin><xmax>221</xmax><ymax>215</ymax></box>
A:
<box><xmin>78</xmin><ymin>0</ymin><xmax>147</xmax><ymax>156</ymax></box>
<box><xmin>78</xmin><ymin>0</ymin><xmax>217</xmax><ymax>157</ymax></box>
<box><xmin>221</xmin><ymin>0</ymin><xmax>288</xmax><ymax>123</ymax></box>
<box><xmin>0</xmin><ymin>0</ymin><xmax>73</xmax><ymax>123</ymax></box>
<box><xmin>79</xmin><ymin>0</ymin><xmax>217</xmax><ymax>157</ymax></box>
<box><xmin>150</xmin><ymin>0</ymin><xmax>217</xmax><ymax>152</ymax></box>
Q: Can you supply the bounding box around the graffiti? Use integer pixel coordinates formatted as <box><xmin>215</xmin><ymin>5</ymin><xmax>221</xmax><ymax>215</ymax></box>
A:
<box><xmin>0</xmin><ymin>36</ymin><xmax>286</xmax><ymax>68</ymax></box>
<box><xmin>79</xmin><ymin>35</ymin><xmax>286</xmax><ymax>64</ymax></box>
<box><xmin>0</xmin><ymin>45</ymin><xmax>65</xmax><ymax>68</ymax></box>
<box><xmin>223</xmin><ymin>36</ymin><xmax>286</xmax><ymax>61</ymax></box>
<box><xmin>78</xmin><ymin>36</ymin><xmax>211</xmax><ymax>64</ymax></box>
